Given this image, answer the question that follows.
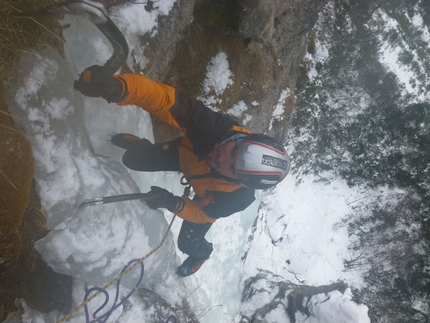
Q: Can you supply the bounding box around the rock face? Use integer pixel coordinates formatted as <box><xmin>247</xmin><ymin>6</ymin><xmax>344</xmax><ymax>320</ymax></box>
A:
<box><xmin>236</xmin><ymin>0</ymin><xmax>328</xmax><ymax>138</ymax></box>
<box><xmin>139</xmin><ymin>0</ymin><xmax>327</xmax><ymax>142</ymax></box>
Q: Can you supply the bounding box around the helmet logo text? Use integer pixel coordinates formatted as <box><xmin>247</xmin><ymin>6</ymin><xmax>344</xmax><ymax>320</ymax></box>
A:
<box><xmin>261</xmin><ymin>154</ymin><xmax>289</xmax><ymax>170</ymax></box>
<box><xmin>260</xmin><ymin>179</ymin><xmax>278</xmax><ymax>184</ymax></box>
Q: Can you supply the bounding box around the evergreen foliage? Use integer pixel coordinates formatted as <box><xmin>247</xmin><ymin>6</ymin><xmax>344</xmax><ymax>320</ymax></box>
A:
<box><xmin>292</xmin><ymin>0</ymin><xmax>430</xmax><ymax>321</ymax></box>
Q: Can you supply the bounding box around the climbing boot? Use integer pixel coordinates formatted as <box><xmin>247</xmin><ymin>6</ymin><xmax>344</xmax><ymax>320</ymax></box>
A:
<box><xmin>176</xmin><ymin>256</ymin><xmax>209</xmax><ymax>277</ymax></box>
<box><xmin>111</xmin><ymin>133</ymin><xmax>142</xmax><ymax>149</ymax></box>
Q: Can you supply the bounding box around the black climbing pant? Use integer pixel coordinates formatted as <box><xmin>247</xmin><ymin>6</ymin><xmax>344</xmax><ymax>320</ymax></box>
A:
<box><xmin>122</xmin><ymin>136</ymin><xmax>214</xmax><ymax>259</ymax></box>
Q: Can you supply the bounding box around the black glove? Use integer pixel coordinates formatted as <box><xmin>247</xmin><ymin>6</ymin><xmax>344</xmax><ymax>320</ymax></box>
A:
<box><xmin>74</xmin><ymin>65</ymin><xmax>123</xmax><ymax>102</ymax></box>
<box><xmin>145</xmin><ymin>186</ymin><xmax>183</xmax><ymax>213</ymax></box>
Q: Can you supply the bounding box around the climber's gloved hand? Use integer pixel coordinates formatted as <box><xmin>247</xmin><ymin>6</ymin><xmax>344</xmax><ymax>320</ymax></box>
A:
<box><xmin>74</xmin><ymin>65</ymin><xmax>109</xmax><ymax>97</ymax></box>
<box><xmin>145</xmin><ymin>186</ymin><xmax>183</xmax><ymax>213</ymax></box>
<box><xmin>74</xmin><ymin>65</ymin><xmax>123</xmax><ymax>102</ymax></box>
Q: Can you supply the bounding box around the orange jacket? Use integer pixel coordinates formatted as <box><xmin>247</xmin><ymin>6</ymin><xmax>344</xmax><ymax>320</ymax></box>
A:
<box><xmin>115</xmin><ymin>73</ymin><xmax>255</xmax><ymax>223</ymax></box>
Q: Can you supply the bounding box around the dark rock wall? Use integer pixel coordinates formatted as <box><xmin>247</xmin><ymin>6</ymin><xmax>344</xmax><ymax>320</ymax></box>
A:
<box><xmin>138</xmin><ymin>0</ymin><xmax>327</xmax><ymax>142</ymax></box>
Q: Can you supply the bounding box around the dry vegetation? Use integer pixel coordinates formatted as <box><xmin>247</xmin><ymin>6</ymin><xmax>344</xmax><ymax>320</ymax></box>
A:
<box><xmin>0</xmin><ymin>0</ymin><xmax>69</xmax><ymax>319</ymax></box>
<box><xmin>0</xmin><ymin>0</ymin><xmax>64</xmax><ymax>85</ymax></box>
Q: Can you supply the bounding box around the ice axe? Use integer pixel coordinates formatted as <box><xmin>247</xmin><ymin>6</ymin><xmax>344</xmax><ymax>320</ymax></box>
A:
<box><xmin>79</xmin><ymin>192</ymin><xmax>159</xmax><ymax>208</ymax></box>
<box><xmin>18</xmin><ymin>0</ymin><xmax>129</xmax><ymax>75</ymax></box>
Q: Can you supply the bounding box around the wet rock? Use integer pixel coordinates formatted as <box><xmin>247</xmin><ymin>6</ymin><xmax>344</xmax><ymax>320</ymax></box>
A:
<box><xmin>143</xmin><ymin>0</ymin><xmax>328</xmax><ymax>142</ymax></box>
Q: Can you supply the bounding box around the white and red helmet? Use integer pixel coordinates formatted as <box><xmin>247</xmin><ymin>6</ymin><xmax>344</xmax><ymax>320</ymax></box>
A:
<box><xmin>235</xmin><ymin>134</ymin><xmax>290</xmax><ymax>189</ymax></box>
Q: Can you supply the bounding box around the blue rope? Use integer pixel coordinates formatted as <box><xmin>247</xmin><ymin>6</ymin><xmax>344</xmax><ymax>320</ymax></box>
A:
<box><xmin>83</xmin><ymin>259</ymin><xmax>177</xmax><ymax>323</ymax></box>
<box><xmin>165</xmin><ymin>315</ymin><xmax>177</xmax><ymax>323</ymax></box>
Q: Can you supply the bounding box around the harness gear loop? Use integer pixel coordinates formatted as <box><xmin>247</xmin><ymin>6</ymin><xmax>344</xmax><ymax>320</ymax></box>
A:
<box><xmin>180</xmin><ymin>175</ymin><xmax>191</xmax><ymax>199</ymax></box>
<box><xmin>180</xmin><ymin>175</ymin><xmax>189</xmax><ymax>186</ymax></box>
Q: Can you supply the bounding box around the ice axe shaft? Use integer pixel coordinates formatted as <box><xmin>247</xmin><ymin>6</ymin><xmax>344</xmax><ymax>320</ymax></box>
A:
<box><xmin>95</xmin><ymin>17</ymin><xmax>128</xmax><ymax>75</ymax></box>
<box><xmin>79</xmin><ymin>192</ymin><xmax>156</xmax><ymax>208</ymax></box>
<box><xmin>18</xmin><ymin>0</ymin><xmax>129</xmax><ymax>75</ymax></box>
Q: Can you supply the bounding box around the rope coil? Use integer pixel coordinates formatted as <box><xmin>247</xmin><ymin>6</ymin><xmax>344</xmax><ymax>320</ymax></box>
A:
<box><xmin>57</xmin><ymin>214</ymin><xmax>177</xmax><ymax>323</ymax></box>
<box><xmin>84</xmin><ymin>259</ymin><xmax>144</xmax><ymax>323</ymax></box>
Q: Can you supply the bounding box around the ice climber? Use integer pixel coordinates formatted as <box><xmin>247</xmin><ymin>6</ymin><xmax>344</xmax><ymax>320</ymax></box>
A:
<box><xmin>75</xmin><ymin>66</ymin><xmax>291</xmax><ymax>277</ymax></box>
